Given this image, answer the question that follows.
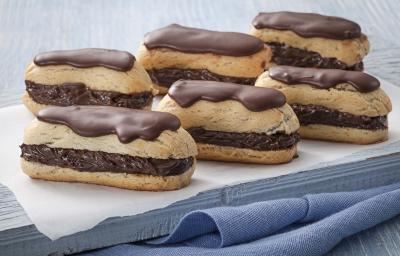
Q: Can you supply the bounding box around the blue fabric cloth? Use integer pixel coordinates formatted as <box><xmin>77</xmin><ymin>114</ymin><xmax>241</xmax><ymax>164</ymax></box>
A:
<box><xmin>81</xmin><ymin>183</ymin><xmax>400</xmax><ymax>256</ymax></box>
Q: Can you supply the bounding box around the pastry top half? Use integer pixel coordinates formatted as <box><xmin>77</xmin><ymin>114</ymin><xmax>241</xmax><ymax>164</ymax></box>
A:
<box><xmin>25</xmin><ymin>48</ymin><xmax>156</xmax><ymax>94</ymax></box>
<box><xmin>255</xmin><ymin>66</ymin><xmax>392</xmax><ymax>117</ymax></box>
<box><xmin>23</xmin><ymin>106</ymin><xmax>197</xmax><ymax>159</ymax></box>
<box><xmin>250</xmin><ymin>12</ymin><xmax>369</xmax><ymax>66</ymax></box>
<box><xmin>157</xmin><ymin>80</ymin><xmax>299</xmax><ymax>135</ymax></box>
<box><xmin>137</xmin><ymin>24</ymin><xmax>271</xmax><ymax>77</ymax></box>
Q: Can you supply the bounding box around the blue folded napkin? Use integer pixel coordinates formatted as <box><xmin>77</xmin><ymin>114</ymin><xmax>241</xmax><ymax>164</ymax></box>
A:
<box><xmin>81</xmin><ymin>183</ymin><xmax>400</xmax><ymax>256</ymax></box>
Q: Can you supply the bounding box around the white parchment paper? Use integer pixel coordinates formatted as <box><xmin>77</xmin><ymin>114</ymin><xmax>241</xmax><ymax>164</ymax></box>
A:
<box><xmin>0</xmin><ymin>79</ymin><xmax>399</xmax><ymax>240</ymax></box>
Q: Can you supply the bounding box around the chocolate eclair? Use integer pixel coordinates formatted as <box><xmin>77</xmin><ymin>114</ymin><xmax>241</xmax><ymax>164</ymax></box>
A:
<box><xmin>20</xmin><ymin>106</ymin><xmax>197</xmax><ymax>191</ymax></box>
<box><xmin>137</xmin><ymin>24</ymin><xmax>271</xmax><ymax>94</ymax></box>
<box><xmin>256</xmin><ymin>66</ymin><xmax>392</xmax><ymax>144</ymax></box>
<box><xmin>23</xmin><ymin>48</ymin><xmax>157</xmax><ymax>115</ymax></box>
<box><xmin>250</xmin><ymin>12</ymin><xmax>369</xmax><ymax>71</ymax></box>
<box><xmin>157</xmin><ymin>80</ymin><xmax>299</xmax><ymax>164</ymax></box>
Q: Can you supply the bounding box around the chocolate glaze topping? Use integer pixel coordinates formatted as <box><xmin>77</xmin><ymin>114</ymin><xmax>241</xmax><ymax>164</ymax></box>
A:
<box><xmin>269</xmin><ymin>66</ymin><xmax>380</xmax><ymax>93</ymax></box>
<box><xmin>34</xmin><ymin>48</ymin><xmax>135</xmax><ymax>71</ymax></box>
<box><xmin>144</xmin><ymin>24</ymin><xmax>264</xmax><ymax>56</ymax></box>
<box><xmin>37</xmin><ymin>106</ymin><xmax>181</xmax><ymax>143</ymax></box>
<box><xmin>169</xmin><ymin>80</ymin><xmax>286</xmax><ymax>111</ymax></box>
<box><xmin>21</xmin><ymin>144</ymin><xmax>193</xmax><ymax>176</ymax></box>
<box><xmin>147</xmin><ymin>68</ymin><xmax>257</xmax><ymax>88</ymax></box>
<box><xmin>252</xmin><ymin>12</ymin><xmax>361</xmax><ymax>40</ymax></box>
<box><xmin>26</xmin><ymin>81</ymin><xmax>153</xmax><ymax>109</ymax></box>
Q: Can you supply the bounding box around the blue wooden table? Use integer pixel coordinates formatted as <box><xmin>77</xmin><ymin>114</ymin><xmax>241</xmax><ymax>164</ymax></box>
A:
<box><xmin>1</xmin><ymin>1</ymin><xmax>400</xmax><ymax>255</ymax></box>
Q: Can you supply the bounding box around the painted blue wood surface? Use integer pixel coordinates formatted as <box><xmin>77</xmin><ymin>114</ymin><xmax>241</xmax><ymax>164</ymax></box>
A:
<box><xmin>2</xmin><ymin>147</ymin><xmax>400</xmax><ymax>256</ymax></box>
<box><xmin>0</xmin><ymin>0</ymin><xmax>400</xmax><ymax>255</ymax></box>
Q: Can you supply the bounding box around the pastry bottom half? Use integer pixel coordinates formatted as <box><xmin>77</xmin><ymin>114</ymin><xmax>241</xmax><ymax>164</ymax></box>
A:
<box><xmin>299</xmin><ymin>124</ymin><xmax>388</xmax><ymax>144</ymax></box>
<box><xmin>196</xmin><ymin>143</ymin><xmax>298</xmax><ymax>164</ymax></box>
<box><xmin>21</xmin><ymin>158</ymin><xmax>195</xmax><ymax>191</ymax></box>
<box><xmin>153</xmin><ymin>83</ymin><xmax>170</xmax><ymax>95</ymax></box>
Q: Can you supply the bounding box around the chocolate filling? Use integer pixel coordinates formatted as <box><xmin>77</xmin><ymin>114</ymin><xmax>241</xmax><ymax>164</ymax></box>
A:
<box><xmin>26</xmin><ymin>81</ymin><xmax>152</xmax><ymax>109</ymax></box>
<box><xmin>147</xmin><ymin>68</ymin><xmax>257</xmax><ymax>88</ymax></box>
<box><xmin>266</xmin><ymin>42</ymin><xmax>363</xmax><ymax>71</ymax></box>
<box><xmin>20</xmin><ymin>144</ymin><xmax>193</xmax><ymax>176</ymax></box>
<box><xmin>292</xmin><ymin>104</ymin><xmax>387</xmax><ymax>130</ymax></box>
<box><xmin>187</xmin><ymin>128</ymin><xmax>299</xmax><ymax>151</ymax></box>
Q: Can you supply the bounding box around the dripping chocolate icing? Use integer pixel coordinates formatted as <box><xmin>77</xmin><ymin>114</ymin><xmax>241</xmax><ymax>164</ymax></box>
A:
<box><xmin>168</xmin><ymin>80</ymin><xmax>286</xmax><ymax>111</ymax></box>
<box><xmin>37</xmin><ymin>106</ymin><xmax>181</xmax><ymax>143</ymax></box>
<box><xmin>34</xmin><ymin>48</ymin><xmax>135</xmax><ymax>71</ymax></box>
<box><xmin>144</xmin><ymin>24</ymin><xmax>264</xmax><ymax>56</ymax></box>
<box><xmin>269</xmin><ymin>66</ymin><xmax>379</xmax><ymax>93</ymax></box>
<box><xmin>252</xmin><ymin>12</ymin><xmax>361</xmax><ymax>40</ymax></box>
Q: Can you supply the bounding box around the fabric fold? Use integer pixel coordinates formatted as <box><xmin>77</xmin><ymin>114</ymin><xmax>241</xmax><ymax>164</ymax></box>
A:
<box><xmin>149</xmin><ymin>198</ymin><xmax>308</xmax><ymax>248</ymax></box>
<box><xmin>81</xmin><ymin>183</ymin><xmax>400</xmax><ymax>256</ymax></box>
<box><xmin>301</xmin><ymin>182</ymin><xmax>400</xmax><ymax>222</ymax></box>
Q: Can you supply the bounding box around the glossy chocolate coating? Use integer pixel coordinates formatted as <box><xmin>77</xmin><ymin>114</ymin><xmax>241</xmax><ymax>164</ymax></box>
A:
<box><xmin>269</xmin><ymin>66</ymin><xmax>379</xmax><ymax>93</ymax></box>
<box><xmin>37</xmin><ymin>106</ymin><xmax>181</xmax><ymax>143</ymax></box>
<box><xmin>144</xmin><ymin>24</ymin><xmax>264</xmax><ymax>56</ymax></box>
<box><xmin>34</xmin><ymin>48</ymin><xmax>135</xmax><ymax>71</ymax></box>
<box><xmin>168</xmin><ymin>80</ymin><xmax>286</xmax><ymax>111</ymax></box>
<box><xmin>252</xmin><ymin>12</ymin><xmax>361</xmax><ymax>40</ymax></box>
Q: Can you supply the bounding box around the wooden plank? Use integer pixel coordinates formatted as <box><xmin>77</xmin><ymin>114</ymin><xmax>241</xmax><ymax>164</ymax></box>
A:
<box><xmin>1</xmin><ymin>0</ymin><xmax>400</xmax><ymax>255</ymax></box>
<box><xmin>1</xmin><ymin>146</ymin><xmax>400</xmax><ymax>256</ymax></box>
<box><xmin>0</xmin><ymin>185</ymin><xmax>31</xmax><ymax>231</ymax></box>
<box><xmin>328</xmin><ymin>216</ymin><xmax>400</xmax><ymax>256</ymax></box>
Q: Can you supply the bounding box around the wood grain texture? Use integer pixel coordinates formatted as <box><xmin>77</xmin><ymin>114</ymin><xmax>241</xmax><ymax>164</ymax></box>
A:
<box><xmin>0</xmin><ymin>0</ymin><xmax>400</xmax><ymax>255</ymax></box>
<box><xmin>2</xmin><ymin>149</ymin><xmax>400</xmax><ymax>256</ymax></box>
